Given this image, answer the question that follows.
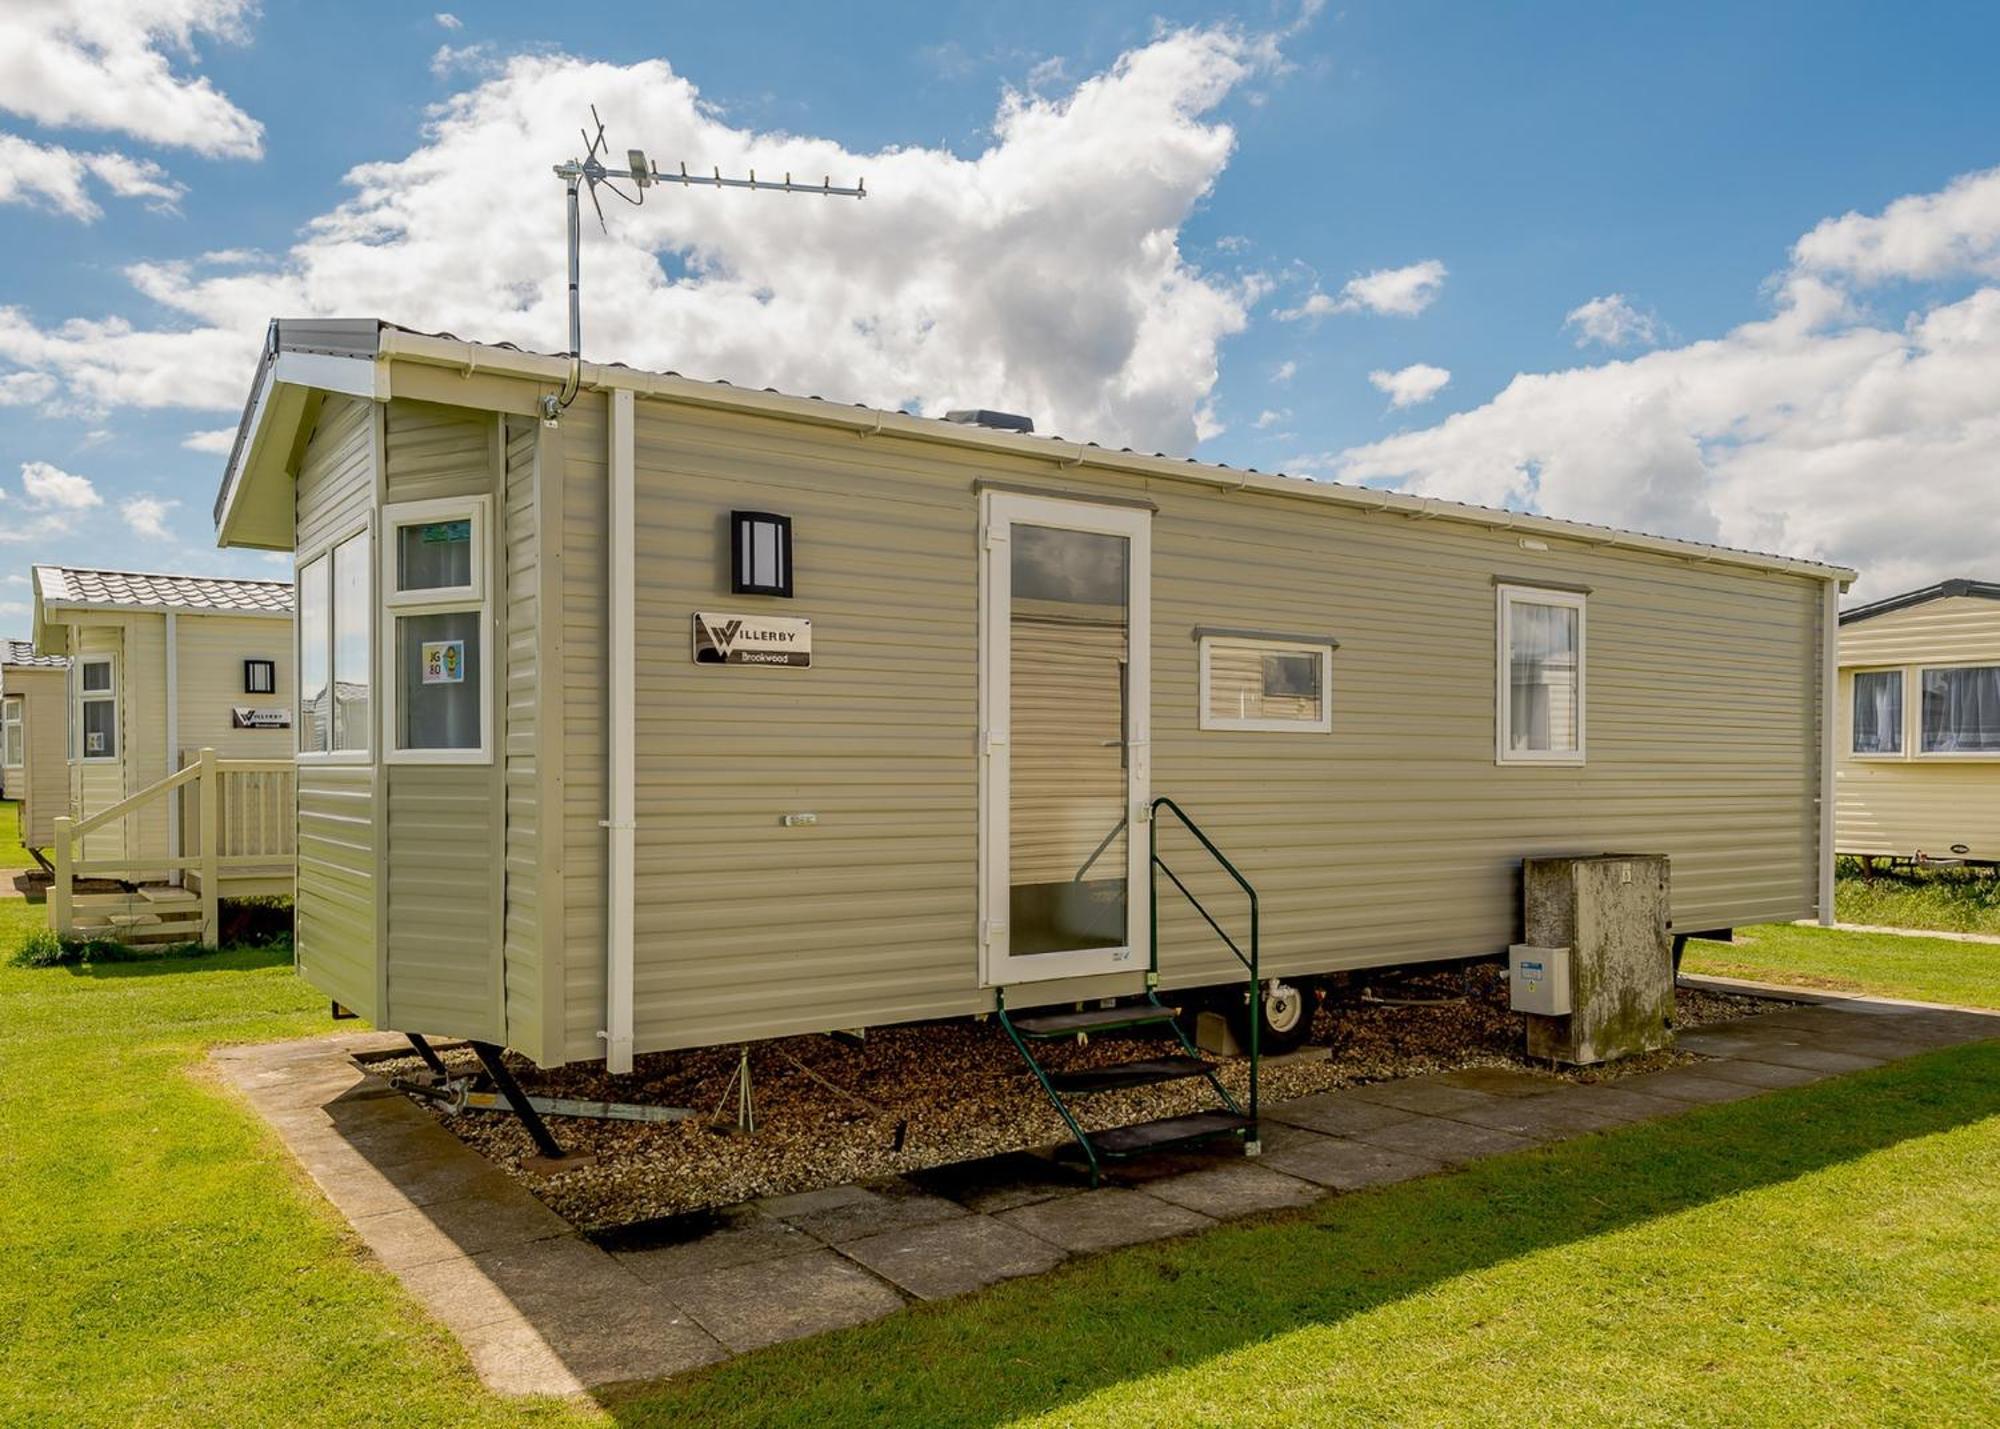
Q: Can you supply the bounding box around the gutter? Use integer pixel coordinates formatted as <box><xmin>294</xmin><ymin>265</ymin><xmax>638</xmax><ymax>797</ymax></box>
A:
<box><xmin>1818</xmin><ymin>582</ymin><xmax>1838</xmax><ymax>927</ymax></box>
<box><xmin>602</xmin><ymin>390</ymin><xmax>636</xmax><ymax>1073</ymax></box>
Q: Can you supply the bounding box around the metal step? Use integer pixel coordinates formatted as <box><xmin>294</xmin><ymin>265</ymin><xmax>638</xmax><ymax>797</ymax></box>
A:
<box><xmin>1047</xmin><ymin>1056</ymin><xmax>1214</xmax><ymax>1095</ymax></box>
<box><xmin>1006</xmin><ymin>1003</ymin><xmax>1180</xmax><ymax>1038</ymax></box>
<box><xmin>1087</xmin><ymin>1110</ymin><xmax>1256</xmax><ymax>1158</ymax></box>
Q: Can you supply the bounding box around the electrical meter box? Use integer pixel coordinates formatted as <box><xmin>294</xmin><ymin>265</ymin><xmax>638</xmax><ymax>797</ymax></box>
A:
<box><xmin>1508</xmin><ymin>944</ymin><xmax>1572</xmax><ymax>1016</ymax></box>
<box><xmin>1519</xmin><ymin>853</ymin><xmax>1672</xmax><ymax>1065</ymax></box>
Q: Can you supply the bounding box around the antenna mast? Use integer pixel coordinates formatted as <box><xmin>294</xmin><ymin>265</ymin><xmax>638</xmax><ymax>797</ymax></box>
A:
<box><xmin>546</xmin><ymin>108</ymin><xmax>867</xmax><ymax>419</ymax></box>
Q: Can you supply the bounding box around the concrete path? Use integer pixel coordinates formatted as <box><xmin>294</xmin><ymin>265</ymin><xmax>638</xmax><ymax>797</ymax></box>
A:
<box><xmin>212</xmin><ymin>991</ymin><xmax>1998</xmax><ymax>1399</ymax></box>
<box><xmin>1792</xmin><ymin>919</ymin><xmax>2000</xmax><ymax>946</ymax></box>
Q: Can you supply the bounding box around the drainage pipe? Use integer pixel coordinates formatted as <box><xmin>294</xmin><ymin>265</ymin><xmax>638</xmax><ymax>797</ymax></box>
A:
<box><xmin>603</xmin><ymin>388</ymin><xmax>637</xmax><ymax>1072</ymax></box>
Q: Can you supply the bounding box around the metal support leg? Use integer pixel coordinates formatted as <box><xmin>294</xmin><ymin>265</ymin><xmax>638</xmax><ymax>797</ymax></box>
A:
<box><xmin>406</xmin><ymin>1032</ymin><xmax>451</xmax><ymax>1081</ymax></box>
<box><xmin>468</xmin><ymin>1041</ymin><xmax>566</xmax><ymax>1162</ymax></box>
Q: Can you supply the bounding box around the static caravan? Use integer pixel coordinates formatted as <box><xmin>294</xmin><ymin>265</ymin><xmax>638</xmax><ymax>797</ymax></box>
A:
<box><xmin>1</xmin><ymin>637</ymin><xmax>68</xmax><ymax>850</ymax></box>
<box><xmin>1836</xmin><ymin>578</ymin><xmax>2000</xmax><ymax>863</ymax></box>
<box><xmin>31</xmin><ymin>566</ymin><xmax>297</xmax><ymax>885</ymax></box>
<box><xmin>214</xmin><ymin>315</ymin><xmax>1854</xmax><ymax>1142</ymax></box>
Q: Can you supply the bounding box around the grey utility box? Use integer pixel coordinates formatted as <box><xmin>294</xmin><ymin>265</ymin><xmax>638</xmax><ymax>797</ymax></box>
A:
<box><xmin>1508</xmin><ymin>943</ymin><xmax>1572</xmax><ymax>1016</ymax></box>
<box><xmin>1520</xmin><ymin>854</ymin><xmax>1672</xmax><ymax>1065</ymax></box>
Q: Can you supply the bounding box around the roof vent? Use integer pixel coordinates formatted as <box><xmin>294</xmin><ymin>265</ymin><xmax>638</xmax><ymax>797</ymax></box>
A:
<box><xmin>944</xmin><ymin>408</ymin><xmax>1034</xmax><ymax>434</ymax></box>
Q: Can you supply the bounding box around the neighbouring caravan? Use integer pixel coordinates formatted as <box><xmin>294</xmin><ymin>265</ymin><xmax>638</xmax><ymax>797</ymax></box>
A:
<box><xmin>213</xmin><ymin>318</ymin><xmax>1855</xmax><ymax>1093</ymax></box>
<box><xmin>1836</xmin><ymin>577</ymin><xmax>2000</xmax><ymax>863</ymax></box>
<box><xmin>1</xmin><ymin>637</ymin><xmax>68</xmax><ymax>851</ymax></box>
<box><xmin>31</xmin><ymin>566</ymin><xmax>297</xmax><ymax>882</ymax></box>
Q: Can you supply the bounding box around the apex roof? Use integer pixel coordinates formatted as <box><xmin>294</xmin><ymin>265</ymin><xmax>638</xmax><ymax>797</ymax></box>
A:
<box><xmin>34</xmin><ymin>565</ymin><xmax>294</xmax><ymax>617</ymax></box>
<box><xmin>1838</xmin><ymin>577</ymin><xmax>2000</xmax><ymax>626</ymax></box>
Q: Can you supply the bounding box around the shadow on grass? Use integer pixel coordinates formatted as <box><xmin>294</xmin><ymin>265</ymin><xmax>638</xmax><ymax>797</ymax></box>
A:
<box><xmin>62</xmin><ymin>945</ymin><xmax>296</xmax><ymax>980</ymax></box>
<box><xmin>605</xmin><ymin>1042</ymin><xmax>2000</xmax><ymax>1428</ymax></box>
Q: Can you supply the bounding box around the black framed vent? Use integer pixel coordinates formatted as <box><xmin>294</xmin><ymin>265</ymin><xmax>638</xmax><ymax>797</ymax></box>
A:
<box><xmin>244</xmin><ymin>658</ymin><xmax>276</xmax><ymax>695</ymax></box>
<box><xmin>731</xmin><ymin>511</ymin><xmax>793</xmax><ymax>597</ymax></box>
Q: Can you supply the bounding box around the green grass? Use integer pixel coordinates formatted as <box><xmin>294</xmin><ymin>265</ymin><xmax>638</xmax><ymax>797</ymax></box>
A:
<box><xmin>1837</xmin><ymin>860</ymin><xmax>2000</xmax><ymax>937</ymax></box>
<box><xmin>1685</xmin><ymin>923</ymin><xmax>2000</xmax><ymax>1009</ymax></box>
<box><xmin>1</xmin><ymin>896</ymin><xmax>1994</xmax><ymax>1427</ymax></box>
<box><xmin>0</xmin><ymin>797</ymin><xmax>31</xmax><ymax>869</ymax></box>
<box><xmin>613</xmin><ymin>1044</ymin><xmax>2000</xmax><ymax>1427</ymax></box>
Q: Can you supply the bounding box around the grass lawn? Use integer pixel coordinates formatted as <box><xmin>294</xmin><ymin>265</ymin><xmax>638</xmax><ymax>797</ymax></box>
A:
<box><xmin>1685</xmin><ymin>923</ymin><xmax>2000</xmax><ymax>1010</ymax></box>
<box><xmin>0</xmin><ymin>797</ymin><xmax>32</xmax><ymax>869</ymax></box>
<box><xmin>1</xmin><ymin>899</ymin><xmax>1994</xmax><ymax>1426</ymax></box>
<box><xmin>1837</xmin><ymin>861</ymin><xmax>2000</xmax><ymax>937</ymax></box>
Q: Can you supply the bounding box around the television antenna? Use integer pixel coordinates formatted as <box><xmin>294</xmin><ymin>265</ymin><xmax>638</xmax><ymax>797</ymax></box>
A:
<box><xmin>544</xmin><ymin>107</ymin><xmax>867</xmax><ymax>419</ymax></box>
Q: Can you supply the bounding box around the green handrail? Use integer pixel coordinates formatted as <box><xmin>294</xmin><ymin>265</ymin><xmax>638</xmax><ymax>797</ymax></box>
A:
<box><xmin>1149</xmin><ymin>796</ymin><xmax>1259</xmax><ymax>1122</ymax></box>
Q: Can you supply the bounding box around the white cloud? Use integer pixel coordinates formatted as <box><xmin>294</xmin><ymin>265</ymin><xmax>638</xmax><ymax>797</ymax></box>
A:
<box><xmin>0</xmin><ymin>131</ymin><xmax>183</xmax><ymax>221</ymax></box>
<box><xmin>0</xmin><ymin>371</ymin><xmax>57</xmax><ymax>406</ymax></box>
<box><xmin>181</xmin><ymin>426</ymin><xmax>236</xmax><ymax>453</ymax></box>
<box><xmin>0</xmin><ymin>1</ymin><xmax>263</xmax><ymax>157</ymax></box>
<box><xmin>1563</xmin><ymin>293</ymin><xmax>1658</xmax><ymax>350</ymax></box>
<box><xmin>0</xmin><ymin>28</ymin><xmax>1280</xmax><ymax>456</ymax></box>
<box><xmin>19</xmin><ymin>460</ymin><xmax>101</xmax><ymax>510</ymax></box>
<box><xmin>431</xmin><ymin>42</ymin><xmax>499</xmax><ymax>80</ymax></box>
<box><xmin>1794</xmin><ymin>165</ymin><xmax>2000</xmax><ymax>284</ymax></box>
<box><xmin>1254</xmin><ymin>407</ymin><xmax>1289</xmax><ymax>428</ymax></box>
<box><xmin>435</xmin><ymin>12</ymin><xmax>463</xmax><ymax>29</ymax></box>
<box><xmin>121</xmin><ymin>494</ymin><xmax>176</xmax><ymax>538</ymax></box>
<box><xmin>0</xmin><ymin>601</ymin><xmax>28</xmax><ymax>618</ymax></box>
<box><xmin>1367</xmin><ymin>362</ymin><xmax>1451</xmax><ymax>408</ymax></box>
<box><xmin>1271</xmin><ymin>359</ymin><xmax>1296</xmax><ymax>385</ymax></box>
<box><xmin>1279</xmin><ymin>259</ymin><xmax>1447</xmax><ymax>321</ymax></box>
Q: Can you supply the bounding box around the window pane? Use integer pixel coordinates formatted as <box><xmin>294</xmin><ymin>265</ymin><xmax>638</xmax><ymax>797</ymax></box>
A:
<box><xmin>332</xmin><ymin>531</ymin><xmax>371</xmax><ymax>751</ymax></box>
<box><xmin>396</xmin><ymin>611</ymin><xmax>482</xmax><ymax>750</ymax></box>
<box><xmin>1508</xmin><ymin>600</ymin><xmax>1580</xmax><ymax>753</ymax></box>
<box><xmin>81</xmin><ymin>661</ymin><xmax>110</xmax><ymax>693</ymax></box>
<box><xmin>1921</xmin><ymin>666</ymin><xmax>2000</xmax><ymax>753</ymax></box>
<box><xmin>398</xmin><ymin>518</ymin><xmax>473</xmax><ymax>592</ymax></box>
<box><xmin>1206</xmin><ymin>642</ymin><xmax>1325</xmax><ymax>726</ymax></box>
<box><xmin>82</xmin><ymin>698</ymin><xmax>116</xmax><ymax>758</ymax></box>
<box><xmin>1852</xmin><ymin>671</ymin><xmax>1902</xmax><ymax>754</ymax></box>
<box><xmin>298</xmin><ymin>556</ymin><xmax>331</xmax><ymax>754</ymax></box>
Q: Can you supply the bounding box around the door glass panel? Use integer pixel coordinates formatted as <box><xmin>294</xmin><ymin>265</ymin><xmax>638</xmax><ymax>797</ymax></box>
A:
<box><xmin>1009</xmin><ymin>524</ymin><xmax>1130</xmax><ymax>956</ymax></box>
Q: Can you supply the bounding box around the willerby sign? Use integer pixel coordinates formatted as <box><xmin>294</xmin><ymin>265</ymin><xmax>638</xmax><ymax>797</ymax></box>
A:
<box><xmin>692</xmin><ymin>612</ymin><xmax>812</xmax><ymax>668</ymax></box>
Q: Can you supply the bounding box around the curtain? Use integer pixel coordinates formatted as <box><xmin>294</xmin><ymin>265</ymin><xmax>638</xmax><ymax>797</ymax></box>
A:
<box><xmin>1852</xmin><ymin>671</ymin><xmax>1902</xmax><ymax>754</ymax></box>
<box><xmin>1509</xmin><ymin>602</ymin><xmax>1579</xmax><ymax>752</ymax></box>
<box><xmin>1922</xmin><ymin>666</ymin><xmax>2000</xmax><ymax>752</ymax></box>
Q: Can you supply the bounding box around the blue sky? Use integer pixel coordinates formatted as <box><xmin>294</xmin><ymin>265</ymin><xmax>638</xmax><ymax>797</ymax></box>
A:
<box><xmin>3</xmin><ymin>0</ymin><xmax>2000</xmax><ymax>619</ymax></box>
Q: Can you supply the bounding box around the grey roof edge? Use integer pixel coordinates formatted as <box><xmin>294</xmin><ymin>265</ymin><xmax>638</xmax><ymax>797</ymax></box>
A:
<box><xmin>212</xmin><ymin>316</ymin><xmax>1858</xmax><ymax>585</ymax></box>
<box><xmin>1838</xmin><ymin>577</ymin><xmax>2000</xmax><ymax>626</ymax></box>
<box><xmin>34</xmin><ymin>564</ymin><xmax>294</xmax><ymax>617</ymax></box>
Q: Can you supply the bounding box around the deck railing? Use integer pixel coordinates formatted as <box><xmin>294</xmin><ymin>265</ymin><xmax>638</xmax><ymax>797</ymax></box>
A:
<box><xmin>50</xmin><ymin>748</ymin><xmax>296</xmax><ymax>945</ymax></box>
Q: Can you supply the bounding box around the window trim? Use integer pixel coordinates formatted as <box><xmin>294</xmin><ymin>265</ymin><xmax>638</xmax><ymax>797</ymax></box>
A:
<box><xmin>297</xmin><ymin>523</ymin><xmax>374</xmax><ymax>766</ymax></box>
<box><xmin>386</xmin><ymin>494</ymin><xmax>487</xmax><ymax>608</ymax></box>
<box><xmin>1914</xmin><ymin>660</ymin><xmax>2000</xmax><ymax>761</ymax></box>
<box><xmin>380</xmin><ymin>495</ymin><xmax>492</xmax><ymax>766</ymax></box>
<box><xmin>77</xmin><ymin>655</ymin><xmax>118</xmax><ymax>763</ymax></box>
<box><xmin>1197</xmin><ymin>634</ymin><xmax>1334</xmax><ymax>733</ymax></box>
<box><xmin>1847</xmin><ymin>665</ymin><xmax>1908</xmax><ymax>761</ymax></box>
<box><xmin>1495</xmin><ymin>583</ymin><xmax>1587</xmax><ymax>767</ymax></box>
<box><xmin>2</xmin><ymin>695</ymin><xmax>22</xmax><ymax>769</ymax></box>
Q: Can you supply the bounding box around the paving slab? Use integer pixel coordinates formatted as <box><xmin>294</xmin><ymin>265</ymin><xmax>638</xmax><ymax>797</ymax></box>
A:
<box><xmin>752</xmin><ymin>1183</ymin><xmax>876</xmax><ymax>1219</ymax></box>
<box><xmin>349</xmin><ymin>1185</ymin><xmax>571</xmax><ymax>1271</ymax></box>
<box><xmin>1343</xmin><ymin>1077</ymin><xmax>1506</xmax><ymax>1118</ymax></box>
<box><xmin>608</xmin><ymin>1206</ymin><xmax>821</xmax><ymax>1283</ymax></box>
<box><xmin>1673</xmin><ymin>1057</ymin><xmax>1828</xmax><ymax>1090</ymax></box>
<box><xmin>1140</xmin><ymin>1159</ymin><xmax>1323</xmax><ymax>1218</ymax></box>
<box><xmin>995</xmin><ymin>1186</ymin><xmax>1214</xmax><ymax>1253</ymax></box>
<box><xmin>1435</xmin><ymin>1066</ymin><xmax>1564</xmax><ymax>1098</ymax></box>
<box><xmin>775</xmin><ymin>1180</ymin><xmax>969</xmax><ymax>1244</ymax></box>
<box><xmin>1344</xmin><ymin>1115</ymin><xmax>1538</xmax><ymax>1167</ymax></box>
<box><xmin>670</xmin><ymin>1248</ymin><xmax>907</xmax><ymax>1353</ymax></box>
<box><xmin>1257</xmin><ymin>1133</ymin><xmax>1445</xmax><ymax>1190</ymax></box>
<box><xmin>1673</xmin><ymin>1028</ymin><xmax>1797</xmax><ymax>1057</ymax></box>
<box><xmin>902</xmin><ymin>1150</ymin><xmax>1088</xmax><ymax>1214</ymax></box>
<box><xmin>1264</xmin><ymin>1089</ymin><xmax>1422</xmax><ymax>1137</ymax></box>
<box><xmin>1725</xmin><ymin>1042</ymin><xmax>1888</xmax><ymax>1074</ymax></box>
<box><xmin>840</xmin><ymin>1214</ymin><xmax>1067</xmax><ymax>1300</ymax></box>
<box><xmin>1611</xmin><ymin>1068</ymin><xmax>1764</xmax><ymax>1106</ymax></box>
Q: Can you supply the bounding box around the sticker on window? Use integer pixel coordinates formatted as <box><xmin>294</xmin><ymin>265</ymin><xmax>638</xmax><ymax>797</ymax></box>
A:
<box><xmin>421</xmin><ymin>640</ymin><xmax>466</xmax><ymax>684</ymax></box>
<box><xmin>421</xmin><ymin>520</ymin><xmax>471</xmax><ymax>545</ymax></box>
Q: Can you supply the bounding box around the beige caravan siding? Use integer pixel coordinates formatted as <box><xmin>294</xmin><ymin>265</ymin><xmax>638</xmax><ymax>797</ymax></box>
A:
<box><xmin>500</xmin><ymin>415</ymin><xmax>548</xmax><ymax>1059</ymax></box>
<box><xmin>10</xmin><ymin>666</ymin><xmax>68</xmax><ymax>848</ymax></box>
<box><xmin>294</xmin><ymin>393</ymin><xmax>379</xmax><ymax>1019</ymax></box>
<box><xmin>556</xmin><ymin>394</ymin><xmax>1826</xmax><ymax>1056</ymax></box>
<box><xmin>381</xmin><ymin>399</ymin><xmax>504</xmax><ymax>1042</ymax></box>
<box><xmin>1836</xmin><ymin>595</ymin><xmax>2000</xmax><ymax>859</ymax></box>
<box><xmin>173</xmin><ymin>613</ymin><xmax>294</xmax><ymax>757</ymax></box>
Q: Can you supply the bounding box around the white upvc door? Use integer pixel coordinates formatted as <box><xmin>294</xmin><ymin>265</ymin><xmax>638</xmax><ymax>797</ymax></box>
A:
<box><xmin>979</xmin><ymin>491</ymin><xmax>1151</xmax><ymax>986</ymax></box>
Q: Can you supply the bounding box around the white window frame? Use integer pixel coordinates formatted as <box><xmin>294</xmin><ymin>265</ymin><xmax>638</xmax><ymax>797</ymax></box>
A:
<box><xmin>297</xmin><ymin>524</ymin><xmax>374</xmax><ymax>765</ymax></box>
<box><xmin>2</xmin><ymin>695</ymin><xmax>22</xmax><ymax>769</ymax></box>
<box><xmin>1847</xmin><ymin>666</ymin><xmax>1907</xmax><ymax>761</ymax></box>
<box><xmin>77</xmin><ymin>655</ymin><xmax>118</xmax><ymax>763</ymax></box>
<box><xmin>1496</xmin><ymin>584</ymin><xmax>1587</xmax><ymax>767</ymax></box>
<box><xmin>381</xmin><ymin>494</ymin><xmax>492</xmax><ymax>766</ymax></box>
<box><xmin>1198</xmin><ymin>635</ymin><xmax>1334</xmax><ymax>733</ymax></box>
<box><xmin>1913</xmin><ymin>661</ymin><xmax>2000</xmax><ymax>761</ymax></box>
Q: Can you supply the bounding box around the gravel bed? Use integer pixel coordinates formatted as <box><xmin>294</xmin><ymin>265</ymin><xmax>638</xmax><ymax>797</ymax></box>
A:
<box><xmin>371</xmin><ymin>969</ymin><xmax>1776</xmax><ymax>1230</ymax></box>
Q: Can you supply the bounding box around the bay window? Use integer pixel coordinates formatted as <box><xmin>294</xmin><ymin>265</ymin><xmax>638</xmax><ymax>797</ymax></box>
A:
<box><xmin>299</xmin><ymin>527</ymin><xmax>371</xmax><ymax>758</ymax></box>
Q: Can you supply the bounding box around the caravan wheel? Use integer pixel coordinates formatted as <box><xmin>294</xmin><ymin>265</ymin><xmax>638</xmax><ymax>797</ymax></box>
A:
<box><xmin>1228</xmin><ymin>978</ymin><xmax>1316</xmax><ymax>1054</ymax></box>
